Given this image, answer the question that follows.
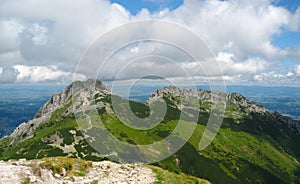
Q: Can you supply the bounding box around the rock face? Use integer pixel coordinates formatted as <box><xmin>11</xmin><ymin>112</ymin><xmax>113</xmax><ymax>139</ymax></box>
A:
<box><xmin>149</xmin><ymin>86</ymin><xmax>267</xmax><ymax>113</ymax></box>
<box><xmin>9</xmin><ymin>114</ymin><xmax>51</xmax><ymax>144</ymax></box>
<box><xmin>35</xmin><ymin>79</ymin><xmax>111</xmax><ymax>118</ymax></box>
<box><xmin>273</xmin><ymin>111</ymin><xmax>300</xmax><ymax>133</ymax></box>
<box><xmin>0</xmin><ymin>159</ymin><xmax>156</xmax><ymax>184</ymax></box>
<box><xmin>227</xmin><ymin>93</ymin><xmax>267</xmax><ymax>113</ymax></box>
<box><xmin>149</xmin><ymin>86</ymin><xmax>226</xmax><ymax>103</ymax></box>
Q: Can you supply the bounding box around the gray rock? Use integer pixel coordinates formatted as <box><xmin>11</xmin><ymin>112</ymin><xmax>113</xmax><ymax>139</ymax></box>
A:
<box><xmin>148</xmin><ymin>86</ymin><xmax>267</xmax><ymax>113</ymax></box>
<box><xmin>0</xmin><ymin>159</ymin><xmax>156</xmax><ymax>184</ymax></box>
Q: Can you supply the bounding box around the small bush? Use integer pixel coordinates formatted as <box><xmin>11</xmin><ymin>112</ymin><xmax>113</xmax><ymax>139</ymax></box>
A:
<box><xmin>63</xmin><ymin>162</ymin><xmax>73</xmax><ymax>171</ymax></box>
<box><xmin>22</xmin><ymin>178</ymin><xmax>30</xmax><ymax>184</ymax></box>
<box><xmin>91</xmin><ymin>180</ymin><xmax>98</xmax><ymax>184</ymax></box>
<box><xmin>40</xmin><ymin>157</ymin><xmax>92</xmax><ymax>177</ymax></box>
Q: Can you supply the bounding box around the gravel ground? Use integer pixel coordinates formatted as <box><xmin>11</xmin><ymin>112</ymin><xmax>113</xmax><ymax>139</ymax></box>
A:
<box><xmin>0</xmin><ymin>159</ymin><xmax>156</xmax><ymax>184</ymax></box>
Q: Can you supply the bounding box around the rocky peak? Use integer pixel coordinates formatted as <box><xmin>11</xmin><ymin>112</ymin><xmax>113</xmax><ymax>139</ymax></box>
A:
<box><xmin>71</xmin><ymin>78</ymin><xmax>111</xmax><ymax>94</ymax></box>
<box><xmin>9</xmin><ymin>79</ymin><xmax>111</xmax><ymax>142</ymax></box>
<box><xmin>149</xmin><ymin>86</ymin><xmax>226</xmax><ymax>104</ymax></box>
<box><xmin>35</xmin><ymin>79</ymin><xmax>110</xmax><ymax>118</ymax></box>
<box><xmin>149</xmin><ymin>86</ymin><xmax>267</xmax><ymax>113</ymax></box>
<box><xmin>227</xmin><ymin>93</ymin><xmax>267</xmax><ymax>113</ymax></box>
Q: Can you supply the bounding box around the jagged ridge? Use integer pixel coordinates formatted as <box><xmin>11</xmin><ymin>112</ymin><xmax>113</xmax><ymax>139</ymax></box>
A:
<box><xmin>149</xmin><ymin>86</ymin><xmax>268</xmax><ymax>113</ymax></box>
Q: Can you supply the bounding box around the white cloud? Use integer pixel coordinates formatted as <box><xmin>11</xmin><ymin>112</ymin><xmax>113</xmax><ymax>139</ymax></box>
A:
<box><xmin>0</xmin><ymin>0</ymin><xmax>299</xmax><ymax>85</ymax></box>
<box><xmin>287</xmin><ymin>72</ymin><xmax>294</xmax><ymax>77</ymax></box>
<box><xmin>160</xmin><ymin>0</ymin><xmax>298</xmax><ymax>59</ymax></box>
<box><xmin>252</xmin><ymin>70</ymin><xmax>300</xmax><ymax>85</ymax></box>
<box><xmin>295</xmin><ymin>65</ymin><xmax>300</xmax><ymax>76</ymax></box>
<box><xmin>0</xmin><ymin>67</ymin><xmax>3</xmax><ymax>75</ymax></box>
<box><xmin>11</xmin><ymin>65</ymin><xmax>86</xmax><ymax>83</ymax></box>
<box><xmin>13</xmin><ymin>65</ymin><xmax>63</xmax><ymax>82</ymax></box>
<box><xmin>0</xmin><ymin>0</ymin><xmax>132</xmax><ymax>68</ymax></box>
<box><xmin>176</xmin><ymin>53</ymin><xmax>267</xmax><ymax>79</ymax></box>
<box><xmin>216</xmin><ymin>52</ymin><xmax>266</xmax><ymax>75</ymax></box>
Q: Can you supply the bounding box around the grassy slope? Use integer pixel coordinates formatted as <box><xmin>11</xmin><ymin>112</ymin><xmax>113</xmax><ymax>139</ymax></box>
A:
<box><xmin>148</xmin><ymin>165</ymin><xmax>211</xmax><ymax>184</ymax></box>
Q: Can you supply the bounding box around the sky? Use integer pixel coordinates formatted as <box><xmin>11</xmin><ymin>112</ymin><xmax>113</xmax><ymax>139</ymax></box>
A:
<box><xmin>0</xmin><ymin>0</ymin><xmax>299</xmax><ymax>86</ymax></box>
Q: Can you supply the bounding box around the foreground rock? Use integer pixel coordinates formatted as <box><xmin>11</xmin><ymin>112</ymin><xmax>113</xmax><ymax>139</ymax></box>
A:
<box><xmin>0</xmin><ymin>158</ymin><xmax>156</xmax><ymax>184</ymax></box>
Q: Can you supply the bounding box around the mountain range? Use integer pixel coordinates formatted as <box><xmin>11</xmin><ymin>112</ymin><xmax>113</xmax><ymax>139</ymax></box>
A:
<box><xmin>0</xmin><ymin>79</ymin><xmax>299</xmax><ymax>184</ymax></box>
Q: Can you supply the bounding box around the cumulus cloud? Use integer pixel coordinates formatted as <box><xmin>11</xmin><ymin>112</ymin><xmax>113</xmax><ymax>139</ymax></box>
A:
<box><xmin>13</xmin><ymin>65</ymin><xmax>66</xmax><ymax>82</ymax></box>
<box><xmin>287</xmin><ymin>72</ymin><xmax>294</xmax><ymax>77</ymax></box>
<box><xmin>216</xmin><ymin>52</ymin><xmax>266</xmax><ymax>75</ymax></box>
<box><xmin>0</xmin><ymin>65</ymin><xmax>86</xmax><ymax>84</ymax></box>
<box><xmin>0</xmin><ymin>0</ymin><xmax>132</xmax><ymax>68</ymax></box>
<box><xmin>0</xmin><ymin>0</ymin><xmax>299</xmax><ymax>85</ymax></box>
<box><xmin>248</xmin><ymin>62</ymin><xmax>300</xmax><ymax>85</ymax></box>
<box><xmin>295</xmin><ymin>65</ymin><xmax>300</xmax><ymax>76</ymax></box>
<box><xmin>160</xmin><ymin>0</ymin><xmax>299</xmax><ymax>59</ymax></box>
<box><xmin>252</xmin><ymin>70</ymin><xmax>300</xmax><ymax>85</ymax></box>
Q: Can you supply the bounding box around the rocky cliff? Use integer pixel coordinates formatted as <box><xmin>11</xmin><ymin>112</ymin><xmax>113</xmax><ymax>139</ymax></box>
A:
<box><xmin>273</xmin><ymin>111</ymin><xmax>300</xmax><ymax>133</ymax></box>
<box><xmin>35</xmin><ymin>79</ymin><xmax>111</xmax><ymax>118</ymax></box>
<box><xmin>149</xmin><ymin>86</ymin><xmax>267</xmax><ymax>113</ymax></box>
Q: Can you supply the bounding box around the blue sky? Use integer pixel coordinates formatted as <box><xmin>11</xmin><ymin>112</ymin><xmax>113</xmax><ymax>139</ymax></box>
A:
<box><xmin>273</xmin><ymin>31</ymin><xmax>300</xmax><ymax>48</ymax></box>
<box><xmin>110</xmin><ymin>0</ymin><xmax>183</xmax><ymax>15</ymax></box>
<box><xmin>276</xmin><ymin>0</ymin><xmax>300</xmax><ymax>12</ymax></box>
<box><xmin>272</xmin><ymin>0</ymin><xmax>300</xmax><ymax>49</ymax></box>
<box><xmin>0</xmin><ymin>0</ymin><xmax>299</xmax><ymax>86</ymax></box>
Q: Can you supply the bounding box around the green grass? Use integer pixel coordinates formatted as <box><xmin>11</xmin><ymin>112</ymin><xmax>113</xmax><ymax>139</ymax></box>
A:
<box><xmin>40</xmin><ymin>157</ymin><xmax>92</xmax><ymax>176</ymax></box>
<box><xmin>149</xmin><ymin>165</ymin><xmax>210</xmax><ymax>184</ymax></box>
<box><xmin>22</xmin><ymin>178</ymin><xmax>30</xmax><ymax>184</ymax></box>
<box><xmin>149</xmin><ymin>118</ymin><xmax>298</xmax><ymax>184</ymax></box>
